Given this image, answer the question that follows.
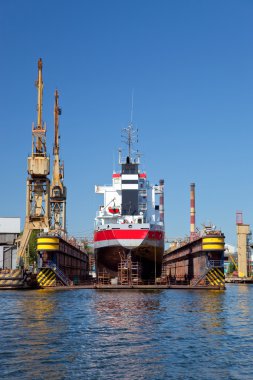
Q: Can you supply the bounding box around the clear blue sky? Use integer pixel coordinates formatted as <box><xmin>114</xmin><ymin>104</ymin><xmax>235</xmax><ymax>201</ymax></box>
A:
<box><xmin>0</xmin><ymin>0</ymin><xmax>253</xmax><ymax>246</ymax></box>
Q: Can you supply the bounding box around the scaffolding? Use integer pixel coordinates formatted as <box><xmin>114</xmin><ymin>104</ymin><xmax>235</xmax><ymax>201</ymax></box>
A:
<box><xmin>97</xmin><ymin>270</ymin><xmax>110</xmax><ymax>285</ymax></box>
<box><xmin>118</xmin><ymin>257</ymin><xmax>142</xmax><ymax>285</ymax></box>
<box><xmin>88</xmin><ymin>253</ymin><xmax>95</xmax><ymax>273</ymax></box>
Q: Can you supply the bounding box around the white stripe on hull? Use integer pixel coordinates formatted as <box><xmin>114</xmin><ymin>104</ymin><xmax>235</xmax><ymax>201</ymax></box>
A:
<box><xmin>94</xmin><ymin>238</ymin><xmax>164</xmax><ymax>250</ymax></box>
<box><xmin>95</xmin><ymin>239</ymin><xmax>144</xmax><ymax>249</ymax></box>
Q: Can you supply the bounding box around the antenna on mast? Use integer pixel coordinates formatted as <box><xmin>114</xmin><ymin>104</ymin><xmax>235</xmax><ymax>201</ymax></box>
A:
<box><xmin>119</xmin><ymin>92</ymin><xmax>140</xmax><ymax>164</ymax></box>
<box><xmin>121</xmin><ymin>125</ymin><xmax>139</xmax><ymax>163</ymax></box>
<box><xmin>130</xmin><ymin>89</ymin><xmax>134</xmax><ymax>124</ymax></box>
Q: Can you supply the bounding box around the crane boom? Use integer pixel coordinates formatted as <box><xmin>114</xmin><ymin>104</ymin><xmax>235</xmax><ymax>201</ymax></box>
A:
<box><xmin>52</xmin><ymin>90</ymin><xmax>63</xmax><ymax>192</ymax></box>
<box><xmin>54</xmin><ymin>89</ymin><xmax>60</xmax><ymax>155</ymax></box>
<box><xmin>33</xmin><ymin>58</ymin><xmax>46</xmax><ymax>155</ymax></box>
<box><xmin>50</xmin><ymin>90</ymin><xmax>67</xmax><ymax>235</ymax></box>
<box><xmin>36</xmin><ymin>58</ymin><xmax>43</xmax><ymax>130</ymax></box>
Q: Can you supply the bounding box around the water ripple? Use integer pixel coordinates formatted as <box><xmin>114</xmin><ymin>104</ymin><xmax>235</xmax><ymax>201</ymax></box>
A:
<box><xmin>0</xmin><ymin>285</ymin><xmax>253</xmax><ymax>379</ymax></box>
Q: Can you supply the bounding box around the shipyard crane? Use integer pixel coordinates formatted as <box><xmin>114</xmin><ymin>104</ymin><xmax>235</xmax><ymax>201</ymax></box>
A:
<box><xmin>50</xmin><ymin>90</ymin><xmax>67</xmax><ymax>235</ymax></box>
<box><xmin>16</xmin><ymin>58</ymin><xmax>50</xmax><ymax>269</ymax></box>
<box><xmin>228</xmin><ymin>254</ymin><xmax>238</xmax><ymax>271</ymax></box>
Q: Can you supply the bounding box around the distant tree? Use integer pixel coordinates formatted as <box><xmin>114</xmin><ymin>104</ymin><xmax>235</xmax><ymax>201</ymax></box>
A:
<box><xmin>17</xmin><ymin>229</ymin><xmax>39</xmax><ymax>266</ymax></box>
<box><xmin>81</xmin><ymin>238</ymin><xmax>93</xmax><ymax>254</ymax></box>
<box><xmin>28</xmin><ymin>230</ymin><xmax>40</xmax><ymax>265</ymax></box>
<box><xmin>227</xmin><ymin>261</ymin><xmax>235</xmax><ymax>274</ymax></box>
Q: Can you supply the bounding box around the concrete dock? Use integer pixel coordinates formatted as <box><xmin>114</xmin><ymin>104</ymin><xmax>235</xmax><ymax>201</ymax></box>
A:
<box><xmin>39</xmin><ymin>284</ymin><xmax>225</xmax><ymax>291</ymax></box>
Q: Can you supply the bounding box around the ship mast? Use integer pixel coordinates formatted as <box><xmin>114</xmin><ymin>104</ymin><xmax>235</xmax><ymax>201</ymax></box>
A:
<box><xmin>50</xmin><ymin>90</ymin><xmax>67</xmax><ymax>235</ymax></box>
<box><xmin>120</xmin><ymin>124</ymin><xmax>139</xmax><ymax>164</ymax></box>
<box><xmin>127</xmin><ymin>125</ymin><xmax>132</xmax><ymax>159</ymax></box>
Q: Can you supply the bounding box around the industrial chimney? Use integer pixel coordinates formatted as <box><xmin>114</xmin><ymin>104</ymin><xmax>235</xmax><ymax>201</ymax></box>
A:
<box><xmin>190</xmin><ymin>183</ymin><xmax>196</xmax><ymax>241</ymax></box>
<box><xmin>159</xmin><ymin>179</ymin><xmax>164</xmax><ymax>224</ymax></box>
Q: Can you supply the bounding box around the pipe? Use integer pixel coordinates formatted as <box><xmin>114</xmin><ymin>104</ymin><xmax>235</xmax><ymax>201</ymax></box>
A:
<box><xmin>159</xmin><ymin>179</ymin><xmax>164</xmax><ymax>224</ymax></box>
<box><xmin>190</xmin><ymin>183</ymin><xmax>195</xmax><ymax>240</ymax></box>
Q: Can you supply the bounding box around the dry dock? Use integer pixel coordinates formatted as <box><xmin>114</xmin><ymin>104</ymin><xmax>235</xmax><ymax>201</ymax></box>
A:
<box><xmin>38</xmin><ymin>284</ymin><xmax>224</xmax><ymax>291</ymax></box>
<box><xmin>0</xmin><ymin>61</ymin><xmax>227</xmax><ymax>292</ymax></box>
<box><xmin>162</xmin><ymin>229</ymin><xmax>226</xmax><ymax>289</ymax></box>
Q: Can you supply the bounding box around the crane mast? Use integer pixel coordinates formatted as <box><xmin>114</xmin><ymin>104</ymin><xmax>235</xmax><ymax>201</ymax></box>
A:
<box><xmin>32</xmin><ymin>58</ymin><xmax>46</xmax><ymax>156</ymax></box>
<box><xmin>37</xmin><ymin>59</ymin><xmax>43</xmax><ymax>130</ymax></box>
<box><xmin>16</xmin><ymin>58</ymin><xmax>50</xmax><ymax>269</ymax></box>
<box><xmin>50</xmin><ymin>90</ymin><xmax>67</xmax><ymax>235</ymax></box>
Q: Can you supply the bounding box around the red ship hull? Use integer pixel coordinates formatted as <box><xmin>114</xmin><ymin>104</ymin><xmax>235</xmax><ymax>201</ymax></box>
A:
<box><xmin>94</xmin><ymin>226</ymin><xmax>164</xmax><ymax>280</ymax></box>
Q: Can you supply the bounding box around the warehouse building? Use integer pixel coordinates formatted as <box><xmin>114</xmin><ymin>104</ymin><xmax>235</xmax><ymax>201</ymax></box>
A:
<box><xmin>0</xmin><ymin>218</ymin><xmax>20</xmax><ymax>269</ymax></box>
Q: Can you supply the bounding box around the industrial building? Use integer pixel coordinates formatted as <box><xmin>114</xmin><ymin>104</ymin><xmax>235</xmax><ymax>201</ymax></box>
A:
<box><xmin>0</xmin><ymin>217</ymin><xmax>20</xmax><ymax>269</ymax></box>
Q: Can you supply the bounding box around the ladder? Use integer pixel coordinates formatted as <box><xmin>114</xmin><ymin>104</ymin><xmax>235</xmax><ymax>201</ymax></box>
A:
<box><xmin>191</xmin><ymin>260</ymin><xmax>224</xmax><ymax>287</ymax></box>
<box><xmin>47</xmin><ymin>261</ymin><xmax>73</xmax><ymax>286</ymax></box>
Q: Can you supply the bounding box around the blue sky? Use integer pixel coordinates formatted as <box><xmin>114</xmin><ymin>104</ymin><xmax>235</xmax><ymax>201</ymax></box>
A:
<box><xmin>0</xmin><ymin>0</ymin><xmax>253</xmax><ymax>245</ymax></box>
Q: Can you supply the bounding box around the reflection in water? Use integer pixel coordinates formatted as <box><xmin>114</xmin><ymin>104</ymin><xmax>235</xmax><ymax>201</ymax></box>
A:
<box><xmin>85</xmin><ymin>291</ymin><xmax>170</xmax><ymax>379</ymax></box>
<box><xmin>1</xmin><ymin>290</ymin><xmax>67</xmax><ymax>379</ymax></box>
<box><xmin>0</xmin><ymin>286</ymin><xmax>253</xmax><ymax>379</ymax></box>
<box><xmin>94</xmin><ymin>290</ymin><xmax>162</xmax><ymax>329</ymax></box>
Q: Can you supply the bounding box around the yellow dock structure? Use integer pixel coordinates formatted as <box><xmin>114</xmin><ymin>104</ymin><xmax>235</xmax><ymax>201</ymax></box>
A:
<box><xmin>36</xmin><ymin>234</ymin><xmax>88</xmax><ymax>287</ymax></box>
<box><xmin>163</xmin><ymin>228</ymin><xmax>226</xmax><ymax>289</ymax></box>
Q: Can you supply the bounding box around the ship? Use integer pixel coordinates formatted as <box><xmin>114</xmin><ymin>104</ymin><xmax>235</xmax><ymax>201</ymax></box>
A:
<box><xmin>94</xmin><ymin>125</ymin><xmax>165</xmax><ymax>283</ymax></box>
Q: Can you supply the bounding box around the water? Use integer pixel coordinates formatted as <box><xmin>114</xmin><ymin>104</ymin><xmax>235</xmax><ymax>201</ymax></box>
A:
<box><xmin>0</xmin><ymin>285</ymin><xmax>253</xmax><ymax>380</ymax></box>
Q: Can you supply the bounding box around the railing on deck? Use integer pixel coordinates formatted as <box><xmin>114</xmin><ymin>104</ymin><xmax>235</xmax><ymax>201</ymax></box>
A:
<box><xmin>208</xmin><ymin>260</ymin><xmax>224</xmax><ymax>268</ymax></box>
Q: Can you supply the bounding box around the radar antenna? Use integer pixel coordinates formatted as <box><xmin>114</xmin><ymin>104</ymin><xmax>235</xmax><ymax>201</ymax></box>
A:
<box><xmin>121</xmin><ymin>124</ymin><xmax>138</xmax><ymax>162</ymax></box>
<box><xmin>120</xmin><ymin>94</ymin><xmax>140</xmax><ymax>164</ymax></box>
<box><xmin>130</xmin><ymin>89</ymin><xmax>134</xmax><ymax>124</ymax></box>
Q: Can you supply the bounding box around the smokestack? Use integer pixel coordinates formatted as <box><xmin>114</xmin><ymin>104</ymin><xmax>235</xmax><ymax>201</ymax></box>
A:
<box><xmin>190</xmin><ymin>183</ymin><xmax>195</xmax><ymax>240</ymax></box>
<box><xmin>159</xmin><ymin>179</ymin><xmax>164</xmax><ymax>224</ymax></box>
<box><xmin>236</xmin><ymin>211</ymin><xmax>243</xmax><ymax>225</ymax></box>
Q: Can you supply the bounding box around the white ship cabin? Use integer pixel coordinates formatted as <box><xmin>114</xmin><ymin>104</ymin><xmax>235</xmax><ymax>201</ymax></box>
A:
<box><xmin>95</xmin><ymin>160</ymin><xmax>164</xmax><ymax>228</ymax></box>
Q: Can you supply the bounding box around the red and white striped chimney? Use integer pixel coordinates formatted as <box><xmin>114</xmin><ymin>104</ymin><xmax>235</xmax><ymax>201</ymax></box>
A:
<box><xmin>190</xmin><ymin>183</ymin><xmax>196</xmax><ymax>240</ymax></box>
<box><xmin>159</xmin><ymin>179</ymin><xmax>164</xmax><ymax>224</ymax></box>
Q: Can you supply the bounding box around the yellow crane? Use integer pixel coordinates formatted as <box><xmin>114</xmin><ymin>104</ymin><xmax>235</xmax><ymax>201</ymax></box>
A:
<box><xmin>16</xmin><ymin>58</ymin><xmax>50</xmax><ymax>268</ymax></box>
<box><xmin>229</xmin><ymin>254</ymin><xmax>238</xmax><ymax>271</ymax></box>
<box><xmin>50</xmin><ymin>90</ymin><xmax>67</xmax><ymax>235</ymax></box>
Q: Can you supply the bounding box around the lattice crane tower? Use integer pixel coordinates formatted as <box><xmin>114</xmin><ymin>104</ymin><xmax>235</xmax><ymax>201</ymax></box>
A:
<box><xmin>50</xmin><ymin>90</ymin><xmax>67</xmax><ymax>235</ymax></box>
<box><xmin>17</xmin><ymin>58</ymin><xmax>50</xmax><ymax>268</ymax></box>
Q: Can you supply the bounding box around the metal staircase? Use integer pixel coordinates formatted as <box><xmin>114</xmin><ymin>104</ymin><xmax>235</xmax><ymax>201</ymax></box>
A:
<box><xmin>45</xmin><ymin>261</ymin><xmax>73</xmax><ymax>286</ymax></box>
<box><xmin>191</xmin><ymin>266</ymin><xmax>209</xmax><ymax>287</ymax></box>
<box><xmin>192</xmin><ymin>260</ymin><xmax>224</xmax><ymax>287</ymax></box>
